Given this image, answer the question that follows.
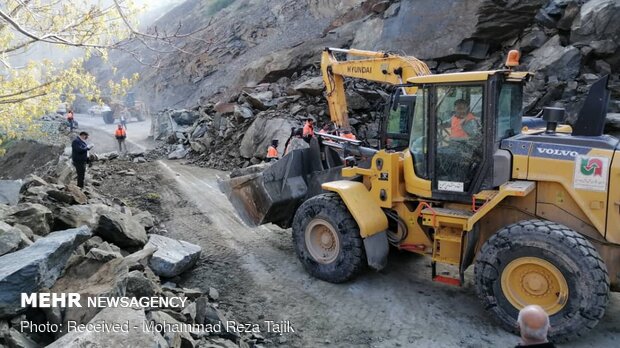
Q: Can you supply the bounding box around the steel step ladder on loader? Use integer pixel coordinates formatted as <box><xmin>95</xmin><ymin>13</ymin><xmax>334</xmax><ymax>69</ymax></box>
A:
<box><xmin>421</xmin><ymin>181</ymin><xmax>537</xmax><ymax>286</ymax></box>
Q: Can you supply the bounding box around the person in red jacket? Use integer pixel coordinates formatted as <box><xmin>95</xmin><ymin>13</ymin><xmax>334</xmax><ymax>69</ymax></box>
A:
<box><xmin>115</xmin><ymin>124</ymin><xmax>127</xmax><ymax>153</ymax></box>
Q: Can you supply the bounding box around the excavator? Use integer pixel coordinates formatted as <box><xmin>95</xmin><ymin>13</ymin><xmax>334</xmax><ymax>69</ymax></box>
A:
<box><xmin>220</xmin><ymin>47</ymin><xmax>619</xmax><ymax>341</ymax></box>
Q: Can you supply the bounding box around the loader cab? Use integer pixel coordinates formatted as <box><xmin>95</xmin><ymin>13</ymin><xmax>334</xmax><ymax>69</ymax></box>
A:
<box><xmin>404</xmin><ymin>71</ymin><xmax>528</xmax><ymax>202</ymax></box>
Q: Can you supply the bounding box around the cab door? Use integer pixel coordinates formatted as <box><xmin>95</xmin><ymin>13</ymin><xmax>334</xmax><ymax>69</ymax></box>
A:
<box><xmin>430</xmin><ymin>83</ymin><xmax>486</xmax><ymax>201</ymax></box>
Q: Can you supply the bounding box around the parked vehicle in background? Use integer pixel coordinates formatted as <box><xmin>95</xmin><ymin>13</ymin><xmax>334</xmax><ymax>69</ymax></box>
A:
<box><xmin>101</xmin><ymin>92</ymin><xmax>148</xmax><ymax>124</ymax></box>
<box><xmin>56</xmin><ymin>102</ymin><xmax>68</xmax><ymax>115</ymax></box>
<box><xmin>88</xmin><ymin>104</ymin><xmax>112</xmax><ymax>117</ymax></box>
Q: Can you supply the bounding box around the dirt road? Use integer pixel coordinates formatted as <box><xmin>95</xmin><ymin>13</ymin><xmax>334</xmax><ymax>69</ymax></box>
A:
<box><xmin>79</xmin><ymin>114</ymin><xmax>620</xmax><ymax>347</ymax></box>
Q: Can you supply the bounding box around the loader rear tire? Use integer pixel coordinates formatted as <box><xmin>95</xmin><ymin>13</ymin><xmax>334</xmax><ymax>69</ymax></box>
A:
<box><xmin>474</xmin><ymin>219</ymin><xmax>609</xmax><ymax>342</ymax></box>
<box><xmin>292</xmin><ymin>193</ymin><xmax>366</xmax><ymax>283</ymax></box>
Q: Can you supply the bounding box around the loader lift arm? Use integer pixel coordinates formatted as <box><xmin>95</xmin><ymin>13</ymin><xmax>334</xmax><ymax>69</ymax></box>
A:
<box><xmin>321</xmin><ymin>47</ymin><xmax>431</xmax><ymax>129</ymax></box>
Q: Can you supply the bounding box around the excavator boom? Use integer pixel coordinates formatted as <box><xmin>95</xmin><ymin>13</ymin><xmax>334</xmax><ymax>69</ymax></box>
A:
<box><xmin>321</xmin><ymin>47</ymin><xmax>431</xmax><ymax>128</ymax></box>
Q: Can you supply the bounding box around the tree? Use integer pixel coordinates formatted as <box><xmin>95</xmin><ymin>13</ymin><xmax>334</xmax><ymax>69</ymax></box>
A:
<box><xmin>0</xmin><ymin>0</ymin><xmax>209</xmax><ymax>149</ymax></box>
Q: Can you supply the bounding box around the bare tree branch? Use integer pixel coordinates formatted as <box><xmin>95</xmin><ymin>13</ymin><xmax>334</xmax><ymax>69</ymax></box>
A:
<box><xmin>0</xmin><ymin>79</ymin><xmax>57</xmax><ymax>100</ymax></box>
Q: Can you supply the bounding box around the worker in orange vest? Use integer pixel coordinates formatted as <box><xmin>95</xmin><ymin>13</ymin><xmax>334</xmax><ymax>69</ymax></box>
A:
<box><xmin>266</xmin><ymin>139</ymin><xmax>279</xmax><ymax>162</ymax></box>
<box><xmin>340</xmin><ymin>129</ymin><xmax>357</xmax><ymax>140</ymax></box>
<box><xmin>451</xmin><ymin>99</ymin><xmax>478</xmax><ymax>139</ymax></box>
<box><xmin>115</xmin><ymin>124</ymin><xmax>127</xmax><ymax>153</ymax></box>
<box><xmin>303</xmin><ymin>117</ymin><xmax>315</xmax><ymax>140</ymax></box>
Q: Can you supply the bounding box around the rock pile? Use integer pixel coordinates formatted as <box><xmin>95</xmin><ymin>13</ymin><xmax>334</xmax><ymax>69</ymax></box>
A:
<box><xmin>0</xmin><ymin>151</ymin><xmax>254</xmax><ymax>348</ymax></box>
<box><xmin>149</xmin><ymin>67</ymin><xmax>388</xmax><ymax>169</ymax></box>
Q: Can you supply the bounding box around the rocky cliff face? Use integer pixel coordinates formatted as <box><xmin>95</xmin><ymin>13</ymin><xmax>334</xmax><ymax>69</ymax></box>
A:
<box><xmin>106</xmin><ymin>0</ymin><xmax>620</xmax><ymax>168</ymax></box>
<box><xmin>110</xmin><ymin>0</ymin><xmax>619</xmax><ymax>114</ymax></box>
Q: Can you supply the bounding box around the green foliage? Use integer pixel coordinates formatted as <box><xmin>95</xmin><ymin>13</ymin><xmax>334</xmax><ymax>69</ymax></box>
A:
<box><xmin>0</xmin><ymin>0</ymin><xmax>142</xmax><ymax>148</ymax></box>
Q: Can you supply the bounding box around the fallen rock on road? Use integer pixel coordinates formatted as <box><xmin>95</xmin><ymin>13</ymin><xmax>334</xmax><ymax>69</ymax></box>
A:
<box><xmin>146</xmin><ymin>234</ymin><xmax>202</xmax><ymax>278</ymax></box>
<box><xmin>95</xmin><ymin>211</ymin><xmax>148</xmax><ymax>248</ymax></box>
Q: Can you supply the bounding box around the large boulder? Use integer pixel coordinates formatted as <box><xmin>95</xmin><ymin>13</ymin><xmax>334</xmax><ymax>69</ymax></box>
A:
<box><xmin>239</xmin><ymin>116</ymin><xmax>295</xmax><ymax>159</ymax></box>
<box><xmin>56</xmin><ymin>203</ymin><xmax>116</xmax><ymax>229</ymax></box>
<box><xmin>373</xmin><ymin>0</ymin><xmax>546</xmax><ymax>59</ymax></box>
<box><xmin>527</xmin><ymin>35</ymin><xmax>581</xmax><ymax>81</ymax></box>
<box><xmin>6</xmin><ymin>203</ymin><xmax>53</xmax><ymax>236</ymax></box>
<box><xmin>0</xmin><ymin>180</ymin><xmax>22</xmax><ymax>206</ymax></box>
<box><xmin>51</xmin><ymin>257</ymin><xmax>128</xmax><ymax>325</ymax></box>
<box><xmin>294</xmin><ymin>77</ymin><xmax>324</xmax><ymax>96</ymax></box>
<box><xmin>0</xmin><ymin>222</ymin><xmax>22</xmax><ymax>256</ymax></box>
<box><xmin>151</xmin><ymin>109</ymin><xmax>176</xmax><ymax>140</ymax></box>
<box><xmin>19</xmin><ymin>174</ymin><xmax>49</xmax><ymax>193</ymax></box>
<box><xmin>46</xmin><ymin>184</ymin><xmax>88</xmax><ymax>205</ymax></box>
<box><xmin>0</xmin><ymin>226</ymin><xmax>92</xmax><ymax>318</ymax></box>
<box><xmin>170</xmin><ymin>109</ymin><xmax>200</xmax><ymax>126</ymax></box>
<box><xmin>146</xmin><ymin>234</ymin><xmax>202</xmax><ymax>278</ymax></box>
<box><xmin>95</xmin><ymin>211</ymin><xmax>148</xmax><ymax>248</ymax></box>
<box><xmin>570</xmin><ymin>0</ymin><xmax>620</xmax><ymax>45</ymax></box>
<box><xmin>46</xmin><ymin>307</ymin><xmax>161</xmax><ymax>347</ymax></box>
<box><xmin>125</xmin><ymin>270</ymin><xmax>160</xmax><ymax>298</ymax></box>
<box><xmin>244</xmin><ymin>91</ymin><xmax>274</xmax><ymax>110</ymax></box>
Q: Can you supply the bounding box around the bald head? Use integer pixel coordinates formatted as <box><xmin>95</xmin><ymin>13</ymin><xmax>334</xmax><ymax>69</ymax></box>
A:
<box><xmin>517</xmin><ymin>305</ymin><xmax>550</xmax><ymax>345</ymax></box>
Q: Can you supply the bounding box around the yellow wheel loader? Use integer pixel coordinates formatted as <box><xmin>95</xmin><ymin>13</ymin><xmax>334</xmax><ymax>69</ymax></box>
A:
<box><xmin>221</xmin><ymin>48</ymin><xmax>618</xmax><ymax>341</ymax></box>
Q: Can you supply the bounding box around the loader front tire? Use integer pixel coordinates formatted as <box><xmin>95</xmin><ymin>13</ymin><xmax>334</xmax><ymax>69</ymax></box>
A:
<box><xmin>292</xmin><ymin>193</ymin><xmax>365</xmax><ymax>283</ymax></box>
<box><xmin>474</xmin><ymin>219</ymin><xmax>609</xmax><ymax>342</ymax></box>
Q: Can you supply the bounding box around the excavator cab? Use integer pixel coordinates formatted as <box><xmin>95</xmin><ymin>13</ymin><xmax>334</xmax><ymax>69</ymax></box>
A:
<box><xmin>381</xmin><ymin>90</ymin><xmax>415</xmax><ymax>151</ymax></box>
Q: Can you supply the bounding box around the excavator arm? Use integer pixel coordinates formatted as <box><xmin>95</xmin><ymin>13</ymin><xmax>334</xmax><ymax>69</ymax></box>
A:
<box><xmin>321</xmin><ymin>48</ymin><xmax>431</xmax><ymax>128</ymax></box>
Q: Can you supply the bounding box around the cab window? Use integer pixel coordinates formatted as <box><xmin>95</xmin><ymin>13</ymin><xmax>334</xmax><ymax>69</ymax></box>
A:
<box><xmin>497</xmin><ymin>83</ymin><xmax>523</xmax><ymax>139</ymax></box>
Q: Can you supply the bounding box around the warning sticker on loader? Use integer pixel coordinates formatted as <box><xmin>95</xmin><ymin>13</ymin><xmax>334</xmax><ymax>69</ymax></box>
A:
<box><xmin>573</xmin><ymin>156</ymin><xmax>609</xmax><ymax>192</ymax></box>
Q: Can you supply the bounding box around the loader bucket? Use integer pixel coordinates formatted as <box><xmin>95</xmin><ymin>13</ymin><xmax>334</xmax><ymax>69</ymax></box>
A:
<box><xmin>219</xmin><ymin>142</ymin><xmax>344</xmax><ymax>229</ymax></box>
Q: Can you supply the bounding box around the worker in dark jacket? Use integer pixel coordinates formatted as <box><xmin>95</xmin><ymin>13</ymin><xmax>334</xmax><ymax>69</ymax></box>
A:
<box><xmin>71</xmin><ymin>131</ymin><xmax>92</xmax><ymax>188</ymax></box>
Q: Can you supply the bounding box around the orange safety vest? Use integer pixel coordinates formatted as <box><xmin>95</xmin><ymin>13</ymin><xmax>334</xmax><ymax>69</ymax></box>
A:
<box><xmin>341</xmin><ymin>133</ymin><xmax>356</xmax><ymax>140</ymax></box>
<box><xmin>115</xmin><ymin>128</ymin><xmax>126</xmax><ymax>138</ymax></box>
<box><xmin>267</xmin><ymin>145</ymin><xmax>278</xmax><ymax>158</ymax></box>
<box><xmin>303</xmin><ymin>122</ymin><xmax>314</xmax><ymax>137</ymax></box>
<box><xmin>451</xmin><ymin>113</ymin><xmax>476</xmax><ymax>139</ymax></box>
